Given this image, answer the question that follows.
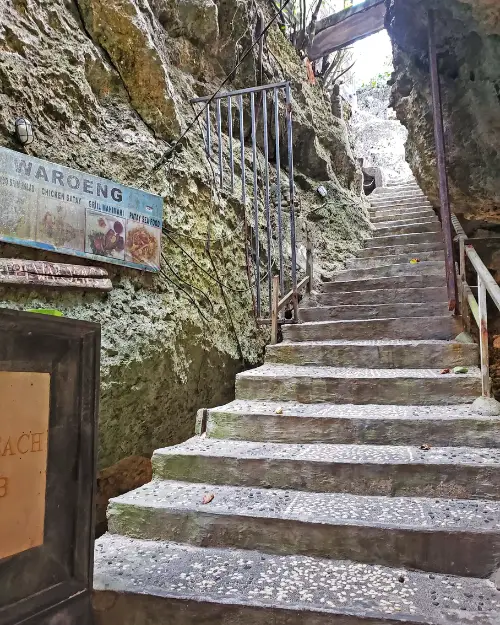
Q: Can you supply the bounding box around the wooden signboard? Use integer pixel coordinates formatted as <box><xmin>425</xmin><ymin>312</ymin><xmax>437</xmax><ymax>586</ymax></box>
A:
<box><xmin>0</xmin><ymin>309</ymin><xmax>100</xmax><ymax>625</ymax></box>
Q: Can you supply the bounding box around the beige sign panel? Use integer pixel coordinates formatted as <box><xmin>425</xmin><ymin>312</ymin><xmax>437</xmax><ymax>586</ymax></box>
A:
<box><xmin>0</xmin><ymin>371</ymin><xmax>50</xmax><ymax>559</ymax></box>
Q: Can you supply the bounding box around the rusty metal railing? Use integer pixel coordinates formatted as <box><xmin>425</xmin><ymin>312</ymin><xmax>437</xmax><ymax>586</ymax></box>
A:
<box><xmin>452</xmin><ymin>216</ymin><xmax>500</xmax><ymax>408</ymax></box>
<box><xmin>191</xmin><ymin>81</ymin><xmax>303</xmax><ymax>322</ymax></box>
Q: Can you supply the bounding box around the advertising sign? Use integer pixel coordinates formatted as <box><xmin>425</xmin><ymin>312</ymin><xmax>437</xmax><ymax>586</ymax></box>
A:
<box><xmin>0</xmin><ymin>147</ymin><xmax>163</xmax><ymax>271</ymax></box>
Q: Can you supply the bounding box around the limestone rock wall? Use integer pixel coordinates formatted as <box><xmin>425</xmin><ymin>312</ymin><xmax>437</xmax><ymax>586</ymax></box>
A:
<box><xmin>351</xmin><ymin>79</ymin><xmax>413</xmax><ymax>184</ymax></box>
<box><xmin>387</xmin><ymin>0</ymin><xmax>500</xmax><ymax>223</ymax></box>
<box><xmin>0</xmin><ymin>0</ymin><xmax>370</xmax><ymax>516</ymax></box>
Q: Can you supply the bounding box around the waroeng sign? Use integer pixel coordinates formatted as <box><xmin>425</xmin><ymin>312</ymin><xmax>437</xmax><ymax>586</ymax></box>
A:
<box><xmin>0</xmin><ymin>146</ymin><xmax>163</xmax><ymax>271</ymax></box>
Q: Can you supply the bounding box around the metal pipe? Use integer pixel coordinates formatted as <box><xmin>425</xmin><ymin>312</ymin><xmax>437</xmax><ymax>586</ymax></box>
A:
<box><xmin>239</xmin><ymin>95</ymin><xmax>246</xmax><ymax>206</ymax></box>
<box><xmin>250</xmin><ymin>91</ymin><xmax>261</xmax><ymax>317</ymax></box>
<box><xmin>205</xmin><ymin>103</ymin><xmax>212</xmax><ymax>158</ymax></box>
<box><xmin>228</xmin><ymin>96</ymin><xmax>234</xmax><ymax>191</ymax></box>
<box><xmin>262</xmin><ymin>89</ymin><xmax>273</xmax><ymax>314</ymax></box>
<box><xmin>285</xmin><ymin>82</ymin><xmax>298</xmax><ymax>319</ymax></box>
<box><xmin>274</xmin><ymin>87</ymin><xmax>285</xmax><ymax>295</ymax></box>
<box><xmin>216</xmin><ymin>98</ymin><xmax>223</xmax><ymax>187</ymax></box>
<box><xmin>191</xmin><ymin>81</ymin><xmax>289</xmax><ymax>103</ymax></box>
<box><xmin>428</xmin><ymin>9</ymin><xmax>457</xmax><ymax>312</ymax></box>
<box><xmin>478</xmin><ymin>276</ymin><xmax>492</xmax><ymax>398</ymax></box>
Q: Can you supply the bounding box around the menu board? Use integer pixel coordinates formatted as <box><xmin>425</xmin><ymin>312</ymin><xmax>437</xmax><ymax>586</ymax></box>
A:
<box><xmin>0</xmin><ymin>147</ymin><xmax>162</xmax><ymax>271</ymax></box>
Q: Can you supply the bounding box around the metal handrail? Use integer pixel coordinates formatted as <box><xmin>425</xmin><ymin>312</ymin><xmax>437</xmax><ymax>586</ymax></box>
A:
<box><xmin>451</xmin><ymin>214</ymin><xmax>500</xmax><ymax>398</ymax></box>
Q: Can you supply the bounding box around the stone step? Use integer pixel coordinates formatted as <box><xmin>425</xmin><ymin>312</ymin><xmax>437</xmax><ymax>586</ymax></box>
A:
<box><xmin>373</xmin><ymin>185</ymin><xmax>423</xmax><ymax>195</ymax></box>
<box><xmin>206</xmin><ymin>400</ymin><xmax>500</xmax><ymax>448</ymax></box>
<box><xmin>106</xmin><ymin>480</ymin><xmax>500</xmax><ymax>576</ymax></box>
<box><xmin>365</xmin><ymin>232</ymin><xmax>443</xmax><ymax>249</ymax></box>
<box><xmin>373</xmin><ymin>215</ymin><xmax>439</xmax><ymax>228</ymax></box>
<box><xmin>371</xmin><ymin>194</ymin><xmax>430</xmax><ymax>205</ymax></box>
<box><xmin>283</xmin><ymin>316</ymin><xmax>459</xmax><ymax>342</ymax></box>
<box><xmin>311</xmin><ymin>286</ymin><xmax>448</xmax><ymax>306</ymax></box>
<box><xmin>94</xmin><ymin>535</ymin><xmax>500</xmax><ymax>625</ymax></box>
<box><xmin>371</xmin><ymin>210</ymin><xmax>437</xmax><ymax>223</ymax></box>
<box><xmin>346</xmin><ymin>251</ymin><xmax>445</xmax><ymax>269</ymax></box>
<box><xmin>235</xmin><ymin>363</ymin><xmax>479</xmax><ymax>405</ymax></box>
<box><xmin>332</xmin><ymin>261</ymin><xmax>445</xmax><ymax>282</ymax></box>
<box><xmin>322</xmin><ymin>274</ymin><xmax>446</xmax><ymax>293</ymax></box>
<box><xmin>152</xmin><ymin>437</ymin><xmax>499</xmax><ymax>498</ymax></box>
<box><xmin>373</xmin><ymin>221</ymin><xmax>441</xmax><ymax>237</ymax></box>
<box><xmin>357</xmin><ymin>242</ymin><xmax>444</xmax><ymax>259</ymax></box>
<box><xmin>371</xmin><ymin>190</ymin><xmax>427</xmax><ymax>202</ymax></box>
<box><xmin>371</xmin><ymin>209</ymin><xmax>436</xmax><ymax>223</ymax></box>
<box><xmin>267</xmin><ymin>339</ymin><xmax>478</xmax><ymax>368</ymax></box>
<box><xmin>370</xmin><ymin>201</ymin><xmax>432</xmax><ymax>212</ymax></box>
<box><xmin>298</xmin><ymin>302</ymin><xmax>449</xmax><ymax>322</ymax></box>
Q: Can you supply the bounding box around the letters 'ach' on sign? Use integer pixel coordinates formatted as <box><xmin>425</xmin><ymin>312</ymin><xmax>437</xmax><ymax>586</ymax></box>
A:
<box><xmin>0</xmin><ymin>146</ymin><xmax>163</xmax><ymax>272</ymax></box>
<box><xmin>0</xmin><ymin>371</ymin><xmax>50</xmax><ymax>560</ymax></box>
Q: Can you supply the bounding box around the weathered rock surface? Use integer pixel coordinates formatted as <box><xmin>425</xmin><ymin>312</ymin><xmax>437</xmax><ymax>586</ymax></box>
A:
<box><xmin>387</xmin><ymin>0</ymin><xmax>500</xmax><ymax>222</ymax></box>
<box><xmin>0</xmin><ymin>0</ymin><xmax>369</xmax><ymax>510</ymax></box>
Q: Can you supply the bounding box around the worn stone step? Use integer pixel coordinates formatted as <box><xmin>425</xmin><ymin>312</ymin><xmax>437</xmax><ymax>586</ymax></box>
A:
<box><xmin>298</xmin><ymin>302</ymin><xmax>449</xmax><ymax>322</ymax></box>
<box><xmin>311</xmin><ymin>286</ymin><xmax>448</xmax><ymax>306</ymax></box>
<box><xmin>152</xmin><ymin>437</ymin><xmax>499</xmax><ymax>498</ymax></box>
<box><xmin>357</xmin><ymin>242</ymin><xmax>444</xmax><ymax>258</ymax></box>
<box><xmin>283</xmin><ymin>316</ymin><xmax>459</xmax><ymax>342</ymax></box>
<box><xmin>371</xmin><ymin>209</ymin><xmax>436</xmax><ymax>222</ymax></box>
<box><xmin>371</xmin><ymin>199</ymin><xmax>432</xmax><ymax>209</ymax></box>
<box><xmin>371</xmin><ymin>190</ymin><xmax>426</xmax><ymax>202</ymax></box>
<box><xmin>371</xmin><ymin>196</ymin><xmax>431</xmax><ymax>206</ymax></box>
<box><xmin>235</xmin><ymin>363</ymin><xmax>479</xmax><ymax>405</ymax></box>
<box><xmin>266</xmin><ymin>339</ymin><xmax>478</xmax><ymax>368</ymax></box>
<box><xmin>206</xmin><ymin>400</ymin><xmax>500</xmax><ymax>447</ymax></box>
<box><xmin>107</xmin><ymin>480</ymin><xmax>500</xmax><ymax>577</ymax></box>
<box><xmin>346</xmin><ymin>251</ymin><xmax>445</xmax><ymax>269</ymax></box>
<box><xmin>332</xmin><ymin>261</ymin><xmax>445</xmax><ymax>282</ymax></box>
<box><xmin>373</xmin><ymin>215</ymin><xmax>439</xmax><ymax>228</ymax></box>
<box><xmin>322</xmin><ymin>274</ymin><xmax>446</xmax><ymax>293</ymax></box>
<box><xmin>373</xmin><ymin>221</ymin><xmax>441</xmax><ymax>237</ymax></box>
<box><xmin>373</xmin><ymin>185</ymin><xmax>423</xmax><ymax>195</ymax></box>
<box><xmin>366</xmin><ymin>231</ymin><xmax>443</xmax><ymax>249</ymax></box>
<box><xmin>94</xmin><ymin>535</ymin><xmax>500</xmax><ymax>625</ymax></box>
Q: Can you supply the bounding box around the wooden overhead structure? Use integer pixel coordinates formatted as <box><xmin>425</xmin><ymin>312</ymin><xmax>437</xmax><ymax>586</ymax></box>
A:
<box><xmin>307</xmin><ymin>0</ymin><xmax>386</xmax><ymax>61</ymax></box>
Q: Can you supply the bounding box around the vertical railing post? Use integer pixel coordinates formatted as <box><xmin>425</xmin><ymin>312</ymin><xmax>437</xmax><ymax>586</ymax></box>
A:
<box><xmin>271</xmin><ymin>275</ymin><xmax>279</xmax><ymax>345</ymax></box>
<box><xmin>306</xmin><ymin>233</ymin><xmax>313</xmax><ymax>294</ymax></box>
<box><xmin>459</xmin><ymin>236</ymin><xmax>471</xmax><ymax>333</ymax></box>
<box><xmin>478</xmin><ymin>276</ymin><xmax>491</xmax><ymax>398</ymax></box>
<box><xmin>428</xmin><ymin>10</ymin><xmax>457</xmax><ymax>313</ymax></box>
<box><xmin>285</xmin><ymin>82</ymin><xmax>298</xmax><ymax>320</ymax></box>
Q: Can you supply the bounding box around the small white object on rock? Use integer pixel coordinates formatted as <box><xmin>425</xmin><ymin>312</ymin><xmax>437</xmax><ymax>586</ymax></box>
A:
<box><xmin>471</xmin><ymin>396</ymin><xmax>500</xmax><ymax>416</ymax></box>
<box><xmin>275</xmin><ymin>406</ymin><xmax>283</xmax><ymax>414</ymax></box>
<box><xmin>317</xmin><ymin>185</ymin><xmax>327</xmax><ymax>198</ymax></box>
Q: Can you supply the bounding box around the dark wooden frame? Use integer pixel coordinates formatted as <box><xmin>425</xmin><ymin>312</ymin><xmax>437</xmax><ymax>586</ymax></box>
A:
<box><xmin>0</xmin><ymin>309</ymin><xmax>100</xmax><ymax>625</ymax></box>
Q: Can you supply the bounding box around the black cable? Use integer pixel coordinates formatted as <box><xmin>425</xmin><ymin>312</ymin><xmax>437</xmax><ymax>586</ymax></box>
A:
<box><xmin>158</xmin><ymin>266</ymin><xmax>210</xmax><ymax>324</ymax></box>
<box><xmin>161</xmin><ymin>252</ymin><xmax>215</xmax><ymax>312</ymax></box>
<box><xmin>149</xmin><ymin>0</ymin><xmax>292</xmax><ymax>175</ymax></box>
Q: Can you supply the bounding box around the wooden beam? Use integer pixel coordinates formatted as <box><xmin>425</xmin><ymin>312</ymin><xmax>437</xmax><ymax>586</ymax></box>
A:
<box><xmin>307</xmin><ymin>0</ymin><xmax>386</xmax><ymax>60</ymax></box>
<box><xmin>0</xmin><ymin>259</ymin><xmax>112</xmax><ymax>291</ymax></box>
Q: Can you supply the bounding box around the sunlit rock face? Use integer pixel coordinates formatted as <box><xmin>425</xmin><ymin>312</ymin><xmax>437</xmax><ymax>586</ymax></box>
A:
<box><xmin>387</xmin><ymin>0</ymin><xmax>500</xmax><ymax>224</ymax></box>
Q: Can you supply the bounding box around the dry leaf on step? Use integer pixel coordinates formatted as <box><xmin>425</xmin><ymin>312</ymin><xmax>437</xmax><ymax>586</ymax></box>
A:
<box><xmin>420</xmin><ymin>444</ymin><xmax>431</xmax><ymax>451</ymax></box>
<box><xmin>202</xmin><ymin>493</ymin><xmax>215</xmax><ymax>504</ymax></box>
<box><xmin>440</xmin><ymin>368</ymin><xmax>451</xmax><ymax>374</ymax></box>
<box><xmin>275</xmin><ymin>406</ymin><xmax>283</xmax><ymax>414</ymax></box>
<box><xmin>409</xmin><ymin>258</ymin><xmax>420</xmax><ymax>264</ymax></box>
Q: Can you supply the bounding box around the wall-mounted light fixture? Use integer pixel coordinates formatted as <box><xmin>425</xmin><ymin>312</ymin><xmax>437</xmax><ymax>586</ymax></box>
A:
<box><xmin>15</xmin><ymin>118</ymin><xmax>34</xmax><ymax>146</ymax></box>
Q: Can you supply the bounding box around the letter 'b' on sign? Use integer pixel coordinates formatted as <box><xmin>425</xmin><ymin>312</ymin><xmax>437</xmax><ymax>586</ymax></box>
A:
<box><xmin>0</xmin><ymin>372</ymin><xmax>50</xmax><ymax>559</ymax></box>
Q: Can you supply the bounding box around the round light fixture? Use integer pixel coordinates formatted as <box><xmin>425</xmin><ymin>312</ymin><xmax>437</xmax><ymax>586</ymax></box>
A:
<box><xmin>15</xmin><ymin>117</ymin><xmax>34</xmax><ymax>146</ymax></box>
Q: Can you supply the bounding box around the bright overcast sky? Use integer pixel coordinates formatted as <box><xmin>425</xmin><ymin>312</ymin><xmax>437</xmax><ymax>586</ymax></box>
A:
<box><xmin>352</xmin><ymin>29</ymin><xmax>393</xmax><ymax>87</ymax></box>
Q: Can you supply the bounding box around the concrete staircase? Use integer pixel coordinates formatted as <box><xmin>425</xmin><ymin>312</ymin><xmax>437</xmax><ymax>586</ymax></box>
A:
<box><xmin>93</xmin><ymin>180</ymin><xmax>500</xmax><ymax>624</ymax></box>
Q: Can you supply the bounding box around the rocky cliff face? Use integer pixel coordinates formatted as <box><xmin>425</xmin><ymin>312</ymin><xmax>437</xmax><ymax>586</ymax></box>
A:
<box><xmin>0</xmin><ymin>0</ymin><xmax>370</xmax><ymax>522</ymax></box>
<box><xmin>387</xmin><ymin>0</ymin><xmax>500</xmax><ymax>224</ymax></box>
<box><xmin>351</xmin><ymin>79</ymin><xmax>413</xmax><ymax>184</ymax></box>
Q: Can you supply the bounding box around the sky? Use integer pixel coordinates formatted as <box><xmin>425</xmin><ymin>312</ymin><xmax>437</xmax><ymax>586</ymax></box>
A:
<box><xmin>352</xmin><ymin>29</ymin><xmax>393</xmax><ymax>87</ymax></box>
